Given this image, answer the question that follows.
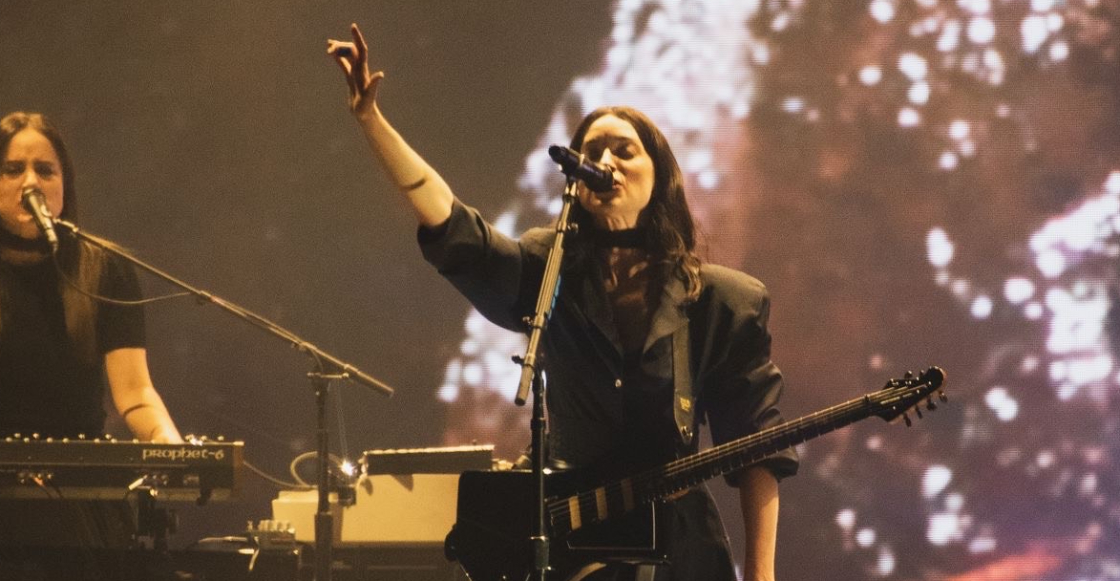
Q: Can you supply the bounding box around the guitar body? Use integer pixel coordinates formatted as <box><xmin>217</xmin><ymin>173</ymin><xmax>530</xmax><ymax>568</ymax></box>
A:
<box><xmin>447</xmin><ymin>469</ymin><xmax>666</xmax><ymax>581</ymax></box>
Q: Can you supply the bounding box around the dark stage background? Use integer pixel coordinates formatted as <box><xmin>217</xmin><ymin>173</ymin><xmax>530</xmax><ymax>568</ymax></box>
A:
<box><xmin>2</xmin><ymin>1</ymin><xmax>1118</xmax><ymax>579</ymax></box>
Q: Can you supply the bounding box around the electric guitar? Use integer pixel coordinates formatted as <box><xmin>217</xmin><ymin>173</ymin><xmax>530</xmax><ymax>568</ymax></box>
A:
<box><xmin>445</xmin><ymin>366</ymin><xmax>947</xmax><ymax>581</ymax></box>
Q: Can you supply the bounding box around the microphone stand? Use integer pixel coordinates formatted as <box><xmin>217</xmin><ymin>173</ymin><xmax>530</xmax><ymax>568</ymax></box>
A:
<box><xmin>513</xmin><ymin>177</ymin><xmax>579</xmax><ymax>580</ymax></box>
<box><xmin>53</xmin><ymin>219</ymin><xmax>394</xmax><ymax>581</ymax></box>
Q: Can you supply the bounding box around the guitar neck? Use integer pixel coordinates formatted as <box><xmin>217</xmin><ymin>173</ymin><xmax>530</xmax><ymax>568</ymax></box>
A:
<box><xmin>635</xmin><ymin>395</ymin><xmax>876</xmax><ymax>501</ymax></box>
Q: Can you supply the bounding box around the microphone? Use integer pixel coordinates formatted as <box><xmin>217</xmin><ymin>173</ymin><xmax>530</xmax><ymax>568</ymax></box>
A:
<box><xmin>20</xmin><ymin>186</ymin><xmax>60</xmax><ymax>253</ymax></box>
<box><xmin>547</xmin><ymin>145</ymin><xmax>615</xmax><ymax>193</ymax></box>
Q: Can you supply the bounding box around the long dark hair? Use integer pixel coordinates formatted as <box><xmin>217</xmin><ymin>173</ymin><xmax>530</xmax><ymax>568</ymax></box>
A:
<box><xmin>0</xmin><ymin>111</ymin><xmax>106</xmax><ymax>362</ymax></box>
<box><xmin>568</xmin><ymin>106</ymin><xmax>703</xmax><ymax>302</ymax></box>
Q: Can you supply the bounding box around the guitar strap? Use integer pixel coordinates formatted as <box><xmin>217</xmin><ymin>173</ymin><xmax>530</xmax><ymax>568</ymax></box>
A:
<box><xmin>672</xmin><ymin>323</ymin><xmax>695</xmax><ymax>447</ymax></box>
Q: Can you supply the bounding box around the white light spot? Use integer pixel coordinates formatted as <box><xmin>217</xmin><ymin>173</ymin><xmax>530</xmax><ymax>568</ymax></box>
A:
<box><xmin>923</xmin><ymin>465</ymin><xmax>953</xmax><ymax>498</ymax></box>
<box><xmin>985</xmin><ymin>386</ymin><xmax>1019</xmax><ymax>421</ymax></box>
<box><xmin>945</xmin><ymin>493</ymin><xmax>965</xmax><ymax>512</ymax></box>
<box><xmin>971</xmin><ymin>295</ymin><xmax>993</xmax><ymax>319</ymax></box>
<box><xmin>1049</xmin><ymin>40</ymin><xmax>1069</xmax><ymax>61</ymax></box>
<box><xmin>1037</xmin><ymin>450</ymin><xmax>1055</xmax><ymax>469</ymax></box>
<box><xmin>1080</xmin><ymin>473</ymin><xmax>1098</xmax><ymax>495</ymax></box>
<box><xmin>771</xmin><ymin>12</ymin><xmax>791</xmax><ymax>32</ymax></box>
<box><xmin>908</xmin><ymin>81</ymin><xmax>931</xmax><ymax>105</ymax></box>
<box><xmin>752</xmin><ymin>45</ymin><xmax>770</xmax><ymax>66</ymax></box>
<box><xmin>939</xmin><ymin>151</ymin><xmax>959</xmax><ymax>170</ymax></box>
<box><xmin>462</xmin><ymin>362</ymin><xmax>483</xmax><ymax>386</ymax></box>
<box><xmin>698</xmin><ymin>171</ymin><xmax>719</xmax><ymax>190</ymax></box>
<box><xmin>898</xmin><ymin>52</ymin><xmax>928</xmax><ymax>81</ymax></box>
<box><xmin>866</xmin><ymin>435</ymin><xmax>883</xmax><ymax>450</ymax></box>
<box><xmin>1067</xmin><ymin>355</ymin><xmax>1113</xmax><ymax>385</ymax></box>
<box><xmin>870</xmin><ymin>0</ymin><xmax>895</xmax><ymax>23</ymax></box>
<box><xmin>856</xmin><ymin>528</ymin><xmax>877</xmax><ymax>548</ymax></box>
<box><xmin>836</xmin><ymin>509</ymin><xmax>856</xmax><ymax>530</ymax></box>
<box><xmin>969</xmin><ymin>534</ymin><xmax>997</xmax><ymax>553</ymax></box>
<box><xmin>1024</xmin><ymin>302</ymin><xmax>1043</xmax><ymax>320</ymax></box>
<box><xmin>1031</xmin><ymin>0</ymin><xmax>1056</xmax><ymax>11</ymax></box>
<box><xmin>438</xmin><ymin>358</ymin><xmax>463</xmax><ymax>402</ymax></box>
<box><xmin>1004</xmin><ymin>277</ymin><xmax>1035</xmax><ymax>304</ymax></box>
<box><xmin>927</xmin><ymin>228</ymin><xmax>955</xmax><ymax>267</ymax></box>
<box><xmin>860</xmin><ymin>65</ymin><xmax>883</xmax><ymax>86</ymax></box>
<box><xmin>782</xmin><ymin>97</ymin><xmax>805</xmax><ymax>114</ymax></box>
<box><xmin>960</xmin><ymin>0</ymin><xmax>991</xmax><ymax>14</ymax></box>
<box><xmin>938</xmin><ymin>20</ymin><xmax>962</xmax><ymax>52</ymax></box>
<box><xmin>899</xmin><ymin>107</ymin><xmax>921</xmax><ymax>127</ymax></box>
<box><xmin>949</xmin><ymin>120</ymin><xmax>970</xmax><ymax>141</ymax></box>
<box><xmin>968</xmin><ymin>17</ymin><xmax>996</xmax><ymax>44</ymax></box>
<box><xmin>1047</xmin><ymin>12</ymin><xmax>1064</xmax><ymax>32</ymax></box>
<box><xmin>1105</xmin><ymin>171</ymin><xmax>1120</xmax><ymax>195</ymax></box>
<box><xmin>494</xmin><ymin>211</ymin><xmax>518</xmax><ymax>237</ymax></box>
<box><xmin>927</xmin><ymin>512</ymin><xmax>964</xmax><ymax>545</ymax></box>
<box><xmin>877</xmin><ymin>547</ymin><xmax>896</xmax><ymax>576</ymax></box>
<box><xmin>1022</xmin><ymin>15</ymin><xmax>1049</xmax><ymax>54</ymax></box>
<box><xmin>437</xmin><ymin>382</ymin><xmax>459</xmax><ymax>403</ymax></box>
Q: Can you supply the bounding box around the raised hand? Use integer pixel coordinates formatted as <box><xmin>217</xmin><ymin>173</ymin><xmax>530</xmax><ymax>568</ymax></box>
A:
<box><xmin>327</xmin><ymin>23</ymin><xmax>385</xmax><ymax>119</ymax></box>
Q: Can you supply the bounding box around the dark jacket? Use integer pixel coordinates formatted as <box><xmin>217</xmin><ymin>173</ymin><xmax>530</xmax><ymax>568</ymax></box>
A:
<box><xmin>421</xmin><ymin>200</ymin><xmax>799</xmax><ymax>580</ymax></box>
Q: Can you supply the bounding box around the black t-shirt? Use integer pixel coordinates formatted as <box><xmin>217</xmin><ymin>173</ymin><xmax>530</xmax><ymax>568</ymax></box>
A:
<box><xmin>0</xmin><ymin>253</ymin><xmax>145</xmax><ymax>437</ymax></box>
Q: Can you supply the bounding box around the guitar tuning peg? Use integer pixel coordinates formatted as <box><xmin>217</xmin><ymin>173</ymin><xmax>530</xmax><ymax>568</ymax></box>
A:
<box><xmin>902</xmin><ymin>413</ymin><xmax>912</xmax><ymax>427</ymax></box>
<box><xmin>914</xmin><ymin>407</ymin><xmax>923</xmax><ymax>419</ymax></box>
<box><xmin>904</xmin><ymin>370</ymin><xmax>914</xmax><ymax>379</ymax></box>
<box><xmin>939</xmin><ymin>392</ymin><xmax>948</xmax><ymax>403</ymax></box>
<box><xmin>926</xmin><ymin>399</ymin><xmax>938</xmax><ymax>411</ymax></box>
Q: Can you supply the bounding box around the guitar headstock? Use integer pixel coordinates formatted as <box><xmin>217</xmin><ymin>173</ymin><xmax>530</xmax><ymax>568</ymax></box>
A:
<box><xmin>872</xmin><ymin>366</ymin><xmax>947</xmax><ymax>425</ymax></box>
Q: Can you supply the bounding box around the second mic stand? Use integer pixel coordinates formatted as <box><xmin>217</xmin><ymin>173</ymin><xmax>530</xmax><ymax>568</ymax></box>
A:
<box><xmin>513</xmin><ymin>178</ymin><xmax>579</xmax><ymax>581</ymax></box>
<box><xmin>52</xmin><ymin>219</ymin><xmax>395</xmax><ymax>581</ymax></box>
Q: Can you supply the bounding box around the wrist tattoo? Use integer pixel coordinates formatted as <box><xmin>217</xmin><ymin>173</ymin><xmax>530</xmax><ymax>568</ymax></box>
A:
<box><xmin>121</xmin><ymin>403</ymin><xmax>153</xmax><ymax>419</ymax></box>
<box><xmin>401</xmin><ymin>175</ymin><xmax>428</xmax><ymax>192</ymax></box>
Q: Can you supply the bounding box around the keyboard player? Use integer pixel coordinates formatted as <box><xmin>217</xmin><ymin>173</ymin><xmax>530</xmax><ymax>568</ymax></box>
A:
<box><xmin>0</xmin><ymin>112</ymin><xmax>184</xmax><ymax>567</ymax></box>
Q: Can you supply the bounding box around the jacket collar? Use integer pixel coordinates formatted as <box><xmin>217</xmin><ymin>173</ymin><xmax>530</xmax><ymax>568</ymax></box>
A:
<box><xmin>568</xmin><ymin>261</ymin><xmax>691</xmax><ymax>359</ymax></box>
<box><xmin>644</xmin><ymin>272</ymin><xmax>690</xmax><ymax>354</ymax></box>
